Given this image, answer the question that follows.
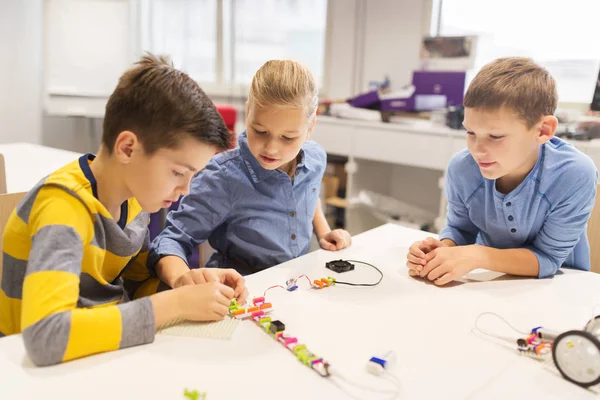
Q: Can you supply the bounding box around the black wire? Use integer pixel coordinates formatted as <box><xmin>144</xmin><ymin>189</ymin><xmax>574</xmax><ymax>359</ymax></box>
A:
<box><xmin>334</xmin><ymin>260</ymin><xmax>383</xmax><ymax>287</ymax></box>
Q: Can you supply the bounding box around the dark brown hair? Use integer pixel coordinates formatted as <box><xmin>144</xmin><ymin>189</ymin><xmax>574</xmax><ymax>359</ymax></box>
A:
<box><xmin>464</xmin><ymin>57</ymin><xmax>558</xmax><ymax>128</ymax></box>
<box><xmin>102</xmin><ymin>53</ymin><xmax>231</xmax><ymax>154</ymax></box>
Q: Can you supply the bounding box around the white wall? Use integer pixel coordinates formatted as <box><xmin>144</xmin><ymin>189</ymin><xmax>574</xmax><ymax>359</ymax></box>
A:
<box><xmin>0</xmin><ymin>0</ymin><xmax>43</xmax><ymax>145</ymax></box>
<box><xmin>324</xmin><ymin>0</ymin><xmax>432</xmax><ymax>98</ymax></box>
<box><xmin>360</xmin><ymin>0</ymin><xmax>429</xmax><ymax>92</ymax></box>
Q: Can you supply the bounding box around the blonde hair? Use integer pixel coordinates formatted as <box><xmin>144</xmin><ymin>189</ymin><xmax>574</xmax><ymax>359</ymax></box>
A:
<box><xmin>248</xmin><ymin>60</ymin><xmax>318</xmax><ymax>120</ymax></box>
<box><xmin>464</xmin><ymin>57</ymin><xmax>558</xmax><ymax>128</ymax></box>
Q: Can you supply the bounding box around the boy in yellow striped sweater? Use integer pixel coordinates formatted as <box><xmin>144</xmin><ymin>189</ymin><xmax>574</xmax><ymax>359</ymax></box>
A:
<box><xmin>0</xmin><ymin>54</ymin><xmax>247</xmax><ymax>366</ymax></box>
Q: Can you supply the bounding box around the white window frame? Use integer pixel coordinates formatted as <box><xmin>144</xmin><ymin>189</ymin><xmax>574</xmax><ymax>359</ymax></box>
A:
<box><xmin>136</xmin><ymin>0</ymin><xmax>330</xmax><ymax>100</ymax></box>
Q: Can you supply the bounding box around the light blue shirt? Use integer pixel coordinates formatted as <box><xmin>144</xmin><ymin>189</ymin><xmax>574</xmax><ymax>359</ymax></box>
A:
<box><xmin>149</xmin><ymin>131</ymin><xmax>327</xmax><ymax>275</ymax></box>
<box><xmin>439</xmin><ymin>137</ymin><xmax>598</xmax><ymax>278</ymax></box>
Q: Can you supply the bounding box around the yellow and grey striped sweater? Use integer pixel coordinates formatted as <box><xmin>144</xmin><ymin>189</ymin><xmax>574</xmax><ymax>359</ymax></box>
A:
<box><xmin>0</xmin><ymin>154</ymin><xmax>160</xmax><ymax>366</ymax></box>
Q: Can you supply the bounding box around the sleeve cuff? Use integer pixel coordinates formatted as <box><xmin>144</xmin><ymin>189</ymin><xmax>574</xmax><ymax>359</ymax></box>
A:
<box><xmin>148</xmin><ymin>238</ymin><xmax>190</xmax><ymax>273</ymax></box>
<box><xmin>524</xmin><ymin>246</ymin><xmax>558</xmax><ymax>278</ymax></box>
<box><xmin>118</xmin><ymin>297</ymin><xmax>155</xmax><ymax>349</ymax></box>
<box><xmin>439</xmin><ymin>226</ymin><xmax>472</xmax><ymax>246</ymax></box>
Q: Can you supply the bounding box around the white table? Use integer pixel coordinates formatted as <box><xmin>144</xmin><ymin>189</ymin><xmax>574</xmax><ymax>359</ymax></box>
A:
<box><xmin>1</xmin><ymin>224</ymin><xmax>599</xmax><ymax>400</ymax></box>
<box><xmin>0</xmin><ymin>143</ymin><xmax>82</xmax><ymax>193</ymax></box>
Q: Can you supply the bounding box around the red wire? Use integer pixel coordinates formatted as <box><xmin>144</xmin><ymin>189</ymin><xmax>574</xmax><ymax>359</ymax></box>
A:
<box><xmin>297</xmin><ymin>274</ymin><xmax>313</xmax><ymax>287</ymax></box>
<box><xmin>262</xmin><ymin>275</ymin><xmax>314</xmax><ymax>297</ymax></box>
<box><xmin>263</xmin><ymin>285</ymin><xmax>285</xmax><ymax>297</ymax></box>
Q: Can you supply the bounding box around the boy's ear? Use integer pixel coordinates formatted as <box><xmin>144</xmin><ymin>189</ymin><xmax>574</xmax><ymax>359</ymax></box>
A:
<box><xmin>537</xmin><ymin>115</ymin><xmax>558</xmax><ymax>144</ymax></box>
<box><xmin>113</xmin><ymin>131</ymin><xmax>139</xmax><ymax>162</ymax></box>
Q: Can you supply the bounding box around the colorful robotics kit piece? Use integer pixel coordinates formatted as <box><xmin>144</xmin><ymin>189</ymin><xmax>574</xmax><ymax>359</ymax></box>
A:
<box><xmin>284</xmin><ymin>276</ymin><xmax>336</xmax><ymax>291</ymax></box>
<box><xmin>311</xmin><ymin>276</ymin><xmax>336</xmax><ymax>289</ymax></box>
<box><xmin>517</xmin><ymin>320</ymin><xmax>600</xmax><ymax>388</ymax></box>
<box><xmin>229</xmin><ymin>297</ymin><xmax>331</xmax><ymax>377</ymax></box>
<box><xmin>516</xmin><ymin>327</ymin><xmax>553</xmax><ymax>359</ymax></box>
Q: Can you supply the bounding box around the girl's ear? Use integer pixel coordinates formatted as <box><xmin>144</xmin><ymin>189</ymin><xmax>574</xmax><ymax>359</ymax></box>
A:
<box><xmin>306</xmin><ymin>116</ymin><xmax>317</xmax><ymax>140</ymax></box>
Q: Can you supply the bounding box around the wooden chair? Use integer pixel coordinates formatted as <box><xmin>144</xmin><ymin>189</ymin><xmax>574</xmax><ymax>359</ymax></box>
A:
<box><xmin>0</xmin><ymin>192</ymin><xmax>26</xmax><ymax>278</ymax></box>
<box><xmin>587</xmin><ymin>184</ymin><xmax>600</xmax><ymax>273</ymax></box>
<box><xmin>0</xmin><ymin>154</ymin><xmax>7</xmax><ymax>194</ymax></box>
<box><xmin>0</xmin><ymin>152</ymin><xmax>27</xmax><ymax>277</ymax></box>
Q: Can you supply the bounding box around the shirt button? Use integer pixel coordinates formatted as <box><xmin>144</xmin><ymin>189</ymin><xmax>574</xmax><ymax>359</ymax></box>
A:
<box><xmin>508</xmin><ymin>215</ymin><xmax>514</xmax><ymax>221</ymax></box>
<box><xmin>290</xmin><ymin>211</ymin><xmax>296</xmax><ymax>217</ymax></box>
<box><xmin>506</xmin><ymin>202</ymin><xmax>512</xmax><ymax>207</ymax></box>
<box><xmin>511</xmin><ymin>228</ymin><xmax>516</xmax><ymax>233</ymax></box>
<box><xmin>295</xmin><ymin>170</ymin><xmax>300</xmax><ymax>176</ymax></box>
<box><xmin>291</xmin><ymin>234</ymin><xmax>297</xmax><ymax>240</ymax></box>
<box><xmin>312</xmin><ymin>188</ymin><xmax>316</xmax><ymax>192</ymax></box>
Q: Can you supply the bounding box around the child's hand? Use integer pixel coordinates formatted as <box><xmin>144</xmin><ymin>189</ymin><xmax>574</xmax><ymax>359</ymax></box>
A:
<box><xmin>419</xmin><ymin>245</ymin><xmax>483</xmax><ymax>285</ymax></box>
<box><xmin>319</xmin><ymin>229</ymin><xmax>352</xmax><ymax>251</ymax></box>
<box><xmin>406</xmin><ymin>237</ymin><xmax>447</xmax><ymax>275</ymax></box>
<box><xmin>204</xmin><ymin>268</ymin><xmax>249</xmax><ymax>305</ymax></box>
<box><xmin>172</xmin><ymin>269</ymin><xmax>212</xmax><ymax>288</ymax></box>
<box><xmin>173</xmin><ymin>268</ymin><xmax>248</xmax><ymax>304</ymax></box>
<box><xmin>177</xmin><ymin>282</ymin><xmax>235</xmax><ymax>321</ymax></box>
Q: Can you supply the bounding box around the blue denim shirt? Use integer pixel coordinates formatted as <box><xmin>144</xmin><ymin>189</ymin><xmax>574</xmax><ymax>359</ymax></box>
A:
<box><xmin>439</xmin><ymin>137</ymin><xmax>598</xmax><ymax>278</ymax></box>
<box><xmin>149</xmin><ymin>131</ymin><xmax>327</xmax><ymax>275</ymax></box>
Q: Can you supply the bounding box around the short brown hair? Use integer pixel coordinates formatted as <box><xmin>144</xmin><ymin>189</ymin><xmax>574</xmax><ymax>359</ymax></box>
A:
<box><xmin>102</xmin><ymin>53</ymin><xmax>231</xmax><ymax>154</ymax></box>
<box><xmin>464</xmin><ymin>57</ymin><xmax>558</xmax><ymax>128</ymax></box>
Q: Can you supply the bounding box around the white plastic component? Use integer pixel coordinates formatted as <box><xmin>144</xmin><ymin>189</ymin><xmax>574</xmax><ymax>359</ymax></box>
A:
<box><xmin>366</xmin><ymin>350</ymin><xmax>397</xmax><ymax>376</ymax></box>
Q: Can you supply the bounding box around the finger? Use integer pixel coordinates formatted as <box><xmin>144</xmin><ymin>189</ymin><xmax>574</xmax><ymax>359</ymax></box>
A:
<box><xmin>421</xmin><ymin>237</ymin><xmax>442</xmax><ymax>253</ymax></box>
<box><xmin>424</xmin><ymin>249</ymin><xmax>439</xmax><ymax>263</ymax></box>
<box><xmin>320</xmin><ymin>238</ymin><xmax>336</xmax><ymax>251</ymax></box>
<box><xmin>434</xmin><ymin>271</ymin><xmax>456</xmax><ymax>286</ymax></box>
<box><xmin>213</xmin><ymin>302</ymin><xmax>230</xmax><ymax>317</ymax></box>
<box><xmin>216</xmin><ymin>283</ymin><xmax>235</xmax><ymax>299</ymax></box>
<box><xmin>189</xmin><ymin>270</ymin><xmax>207</xmax><ymax>285</ymax></box>
<box><xmin>222</xmin><ymin>269</ymin><xmax>244</xmax><ymax>292</ymax></box>
<box><xmin>344</xmin><ymin>231</ymin><xmax>352</xmax><ymax>246</ymax></box>
<box><xmin>233</xmin><ymin>279</ymin><xmax>246</xmax><ymax>298</ymax></box>
<box><xmin>328</xmin><ymin>231</ymin><xmax>343</xmax><ymax>247</ymax></box>
<box><xmin>420</xmin><ymin>254</ymin><xmax>442</xmax><ymax>278</ymax></box>
<box><xmin>407</xmin><ymin>253</ymin><xmax>425</xmax><ymax>268</ymax></box>
<box><xmin>211</xmin><ymin>310</ymin><xmax>226</xmax><ymax>321</ymax></box>
<box><xmin>406</xmin><ymin>261</ymin><xmax>422</xmax><ymax>271</ymax></box>
<box><xmin>335</xmin><ymin>234</ymin><xmax>348</xmax><ymax>250</ymax></box>
<box><xmin>201</xmin><ymin>268</ymin><xmax>219</xmax><ymax>283</ymax></box>
<box><xmin>216</xmin><ymin>291</ymin><xmax>232</xmax><ymax>307</ymax></box>
<box><xmin>420</xmin><ymin>239</ymin><xmax>435</xmax><ymax>253</ymax></box>
<box><xmin>408</xmin><ymin>269</ymin><xmax>419</xmax><ymax>277</ymax></box>
<box><xmin>427</xmin><ymin>262</ymin><xmax>451</xmax><ymax>281</ymax></box>
<box><xmin>237</xmin><ymin>287</ymin><xmax>249</xmax><ymax>304</ymax></box>
<box><xmin>179</xmin><ymin>274</ymin><xmax>196</xmax><ymax>287</ymax></box>
<box><xmin>409</xmin><ymin>242</ymin><xmax>426</xmax><ymax>258</ymax></box>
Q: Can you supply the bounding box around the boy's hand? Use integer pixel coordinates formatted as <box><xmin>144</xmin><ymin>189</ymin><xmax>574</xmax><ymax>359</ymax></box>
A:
<box><xmin>173</xmin><ymin>268</ymin><xmax>248</xmax><ymax>304</ymax></box>
<box><xmin>319</xmin><ymin>229</ymin><xmax>352</xmax><ymax>251</ymax></box>
<box><xmin>420</xmin><ymin>245</ymin><xmax>484</xmax><ymax>285</ymax></box>
<box><xmin>206</xmin><ymin>268</ymin><xmax>248</xmax><ymax>305</ymax></box>
<box><xmin>172</xmin><ymin>269</ymin><xmax>211</xmax><ymax>288</ymax></box>
<box><xmin>177</xmin><ymin>282</ymin><xmax>235</xmax><ymax>321</ymax></box>
<box><xmin>406</xmin><ymin>237</ymin><xmax>447</xmax><ymax>275</ymax></box>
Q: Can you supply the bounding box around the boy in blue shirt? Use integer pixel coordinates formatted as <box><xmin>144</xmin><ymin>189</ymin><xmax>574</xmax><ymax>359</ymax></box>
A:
<box><xmin>407</xmin><ymin>57</ymin><xmax>598</xmax><ymax>285</ymax></box>
<box><xmin>150</xmin><ymin>60</ymin><xmax>351</xmax><ymax>280</ymax></box>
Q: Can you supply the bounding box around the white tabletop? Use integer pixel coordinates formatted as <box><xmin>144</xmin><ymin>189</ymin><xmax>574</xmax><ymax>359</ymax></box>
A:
<box><xmin>1</xmin><ymin>223</ymin><xmax>599</xmax><ymax>400</ymax></box>
<box><xmin>0</xmin><ymin>143</ymin><xmax>82</xmax><ymax>193</ymax></box>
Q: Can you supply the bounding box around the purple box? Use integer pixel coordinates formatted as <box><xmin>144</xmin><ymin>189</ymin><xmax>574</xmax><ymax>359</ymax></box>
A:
<box><xmin>380</xmin><ymin>96</ymin><xmax>414</xmax><ymax>112</ymax></box>
<box><xmin>348</xmin><ymin>90</ymin><xmax>380</xmax><ymax>108</ymax></box>
<box><xmin>412</xmin><ymin>71</ymin><xmax>466</xmax><ymax>107</ymax></box>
